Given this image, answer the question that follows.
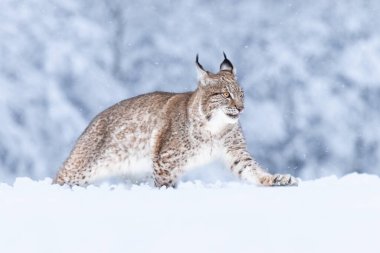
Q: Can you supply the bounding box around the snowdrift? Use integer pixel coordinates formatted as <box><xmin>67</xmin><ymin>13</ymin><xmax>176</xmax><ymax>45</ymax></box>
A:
<box><xmin>1</xmin><ymin>173</ymin><xmax>379</xmax><ymax>253</ymax></box>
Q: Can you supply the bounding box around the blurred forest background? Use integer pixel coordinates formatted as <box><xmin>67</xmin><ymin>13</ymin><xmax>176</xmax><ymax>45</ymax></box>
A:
<box><xmin>1</xmin><ymin>0</ymin><xmax>380</xmax><ymax>183</ymax></box>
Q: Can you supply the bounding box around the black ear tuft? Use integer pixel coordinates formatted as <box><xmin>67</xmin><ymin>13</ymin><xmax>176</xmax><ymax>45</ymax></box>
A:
<box><xmin>195</xmin><ymin>54</ymin><xmax>209</xmax><ymax>84</ymax></box>
<box><xmin>220</xmin><ymin>52</ymin><xmax>234</xmax><ymax>72</ymax></box>
<box><xmin>196</xmin><ymin>54</ymin><xmax>206</xmax><ymax>71</ymax></box>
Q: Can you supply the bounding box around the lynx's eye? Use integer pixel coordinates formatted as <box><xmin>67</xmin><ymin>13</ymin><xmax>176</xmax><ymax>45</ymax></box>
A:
<box><xmin>222</xmin><ymin>92</ymin><xmax>230</xmax><ymax>98</ymax></box>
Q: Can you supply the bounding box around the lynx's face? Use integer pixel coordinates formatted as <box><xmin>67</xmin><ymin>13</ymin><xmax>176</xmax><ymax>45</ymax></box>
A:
<box><xmin>196</xmin><ymin>53</ymin><xmax>244</xmax><ymax>123</ymax></box>
<box><xmin>202</xmin><ymin>73</ymin><xmax>244</xmax><ymax>121</ymax></box>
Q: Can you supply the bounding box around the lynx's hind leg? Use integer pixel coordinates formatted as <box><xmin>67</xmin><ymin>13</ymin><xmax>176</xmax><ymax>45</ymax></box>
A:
<box><xmin>53</xmin><ymin>166</ymin><xmax>92</xmax><ymax>186</ymax></box>
<box><xmin>53</xmin><ymin>117</ymin><xmax>109</xmax><ymax>186</ymax></box>
<box><xmin>53</xmin><ymin>147</ymin><xmax>105</xmax><ymax>186</ymax></box>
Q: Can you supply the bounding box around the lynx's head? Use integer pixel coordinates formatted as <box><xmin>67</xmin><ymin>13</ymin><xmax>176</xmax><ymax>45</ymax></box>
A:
<box><xmin>196</xmin><ymin>53</ymin><xmax>244</xmax><ymax>125</ymax></box>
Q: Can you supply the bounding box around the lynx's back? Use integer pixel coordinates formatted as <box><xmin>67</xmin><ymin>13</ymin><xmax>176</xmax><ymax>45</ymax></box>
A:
<box><xmin>54</xmin><ymin>91</ymin><xmax>193</xmax><ymax>185</ymax></box>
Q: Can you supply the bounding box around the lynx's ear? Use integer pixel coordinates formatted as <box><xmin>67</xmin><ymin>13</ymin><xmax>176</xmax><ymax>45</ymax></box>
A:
<box><xmin>220</xmin><ymin>52</ymin><xmax>236</xmax><ymax>75</ymax></box>
<box><xmin>195</xmin><ymin>54</ymin><xmax>209</xmax><ymax>86</ymax></box>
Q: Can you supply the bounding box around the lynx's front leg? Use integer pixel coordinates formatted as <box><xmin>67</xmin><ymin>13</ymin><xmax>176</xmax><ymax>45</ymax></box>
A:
<box><xmin>223</xmin><ymin>126</ymin><xmax>298</xmax><ymax>186</ymax></box>
<box><xmin>152</xmin><ymin>154</ymin><xmax>183</xmax><ymax>188</ymax></box>
<box><xmin>152</xmin><ymin>131</ymin><xmax>184</xmax><ymax>188</ymax></box>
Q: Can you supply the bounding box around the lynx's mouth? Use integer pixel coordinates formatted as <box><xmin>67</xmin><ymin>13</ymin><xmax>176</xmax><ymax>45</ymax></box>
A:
<box><xmin>225</xmin><ymin>113</ymin><xmax>239</xmax><ymax>119</ymax></box>
<box><xmin>223</xmin><ymin>108</ymin><xmax>240</xmax><ymax>120</ymax></box>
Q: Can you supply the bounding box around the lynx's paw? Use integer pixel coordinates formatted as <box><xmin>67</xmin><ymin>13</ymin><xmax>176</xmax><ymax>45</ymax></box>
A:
<box><xmin>272</xmin><ymin>174</ymin><xmax>298</xmax><ymax>186</ymax></box>
<box><xmin>259</xmin><ymin>174</ymin><xmax>298</xmax><ymax>186</ymax></box>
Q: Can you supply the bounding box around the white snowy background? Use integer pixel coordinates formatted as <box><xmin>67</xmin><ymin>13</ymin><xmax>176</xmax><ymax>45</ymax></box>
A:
<box><xmin>1</xmin><ymin>0</ymin><xmax>380</xmax><ymax>182</ymax></box>
<box><xmin>1</xmin><ymin>1</ymin><xmax>380</xmax><ymax>252</ymax></box>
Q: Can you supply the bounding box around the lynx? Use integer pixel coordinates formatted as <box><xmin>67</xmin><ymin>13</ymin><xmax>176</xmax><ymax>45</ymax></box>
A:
<box><xmin>53</xmin><ymin>53</ymin><xmax>298</xmax><ymax>187</ymax></box>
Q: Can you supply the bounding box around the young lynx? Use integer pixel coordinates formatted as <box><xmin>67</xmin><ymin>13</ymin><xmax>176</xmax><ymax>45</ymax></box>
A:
<box><xmin>54</xmin><ymin>53</ymin><xmax>298</xmax><ymax>187</ymax></box>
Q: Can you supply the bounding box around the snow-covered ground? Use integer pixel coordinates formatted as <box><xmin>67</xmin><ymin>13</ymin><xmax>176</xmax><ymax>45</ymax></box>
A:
<box><xmin>1</xmin><ymin>173</ymin><xmax>379</xmax><ymax>253</ymax></box>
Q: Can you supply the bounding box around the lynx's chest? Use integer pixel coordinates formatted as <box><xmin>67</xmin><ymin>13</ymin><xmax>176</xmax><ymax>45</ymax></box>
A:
<box><xmin>185</xmin><ymin>139</ymin><xmax>222</xmax><ymax>170</ymax></box>
<box><xmin>205</xmin><ymin>109</ymin><xmax>237</xmax><ymax>135</ymax></box>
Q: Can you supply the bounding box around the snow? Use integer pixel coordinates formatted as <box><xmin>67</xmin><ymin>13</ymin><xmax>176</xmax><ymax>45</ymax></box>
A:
<box><xmin>1</xmin><ymin>2</ymin><xmax>379</xmax><ymax>250</ymax></box>
<box><xmin>1</xmin><ymin>173</ymin><xmax>379</xmax><ymax>253</ymax></box>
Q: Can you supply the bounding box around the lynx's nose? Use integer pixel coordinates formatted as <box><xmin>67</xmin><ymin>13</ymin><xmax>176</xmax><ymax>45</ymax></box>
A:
<box><xmin>236</xmin><ymin>105</ymin><xmax>244</xmax><ymax>113</ymax></box>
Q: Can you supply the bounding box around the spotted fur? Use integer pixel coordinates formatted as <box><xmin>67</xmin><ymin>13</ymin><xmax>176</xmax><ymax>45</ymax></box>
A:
<box><xmin>53</xmin><ymin>54</ymin><xmax>298</xmax><ymax>187</ymax></box>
